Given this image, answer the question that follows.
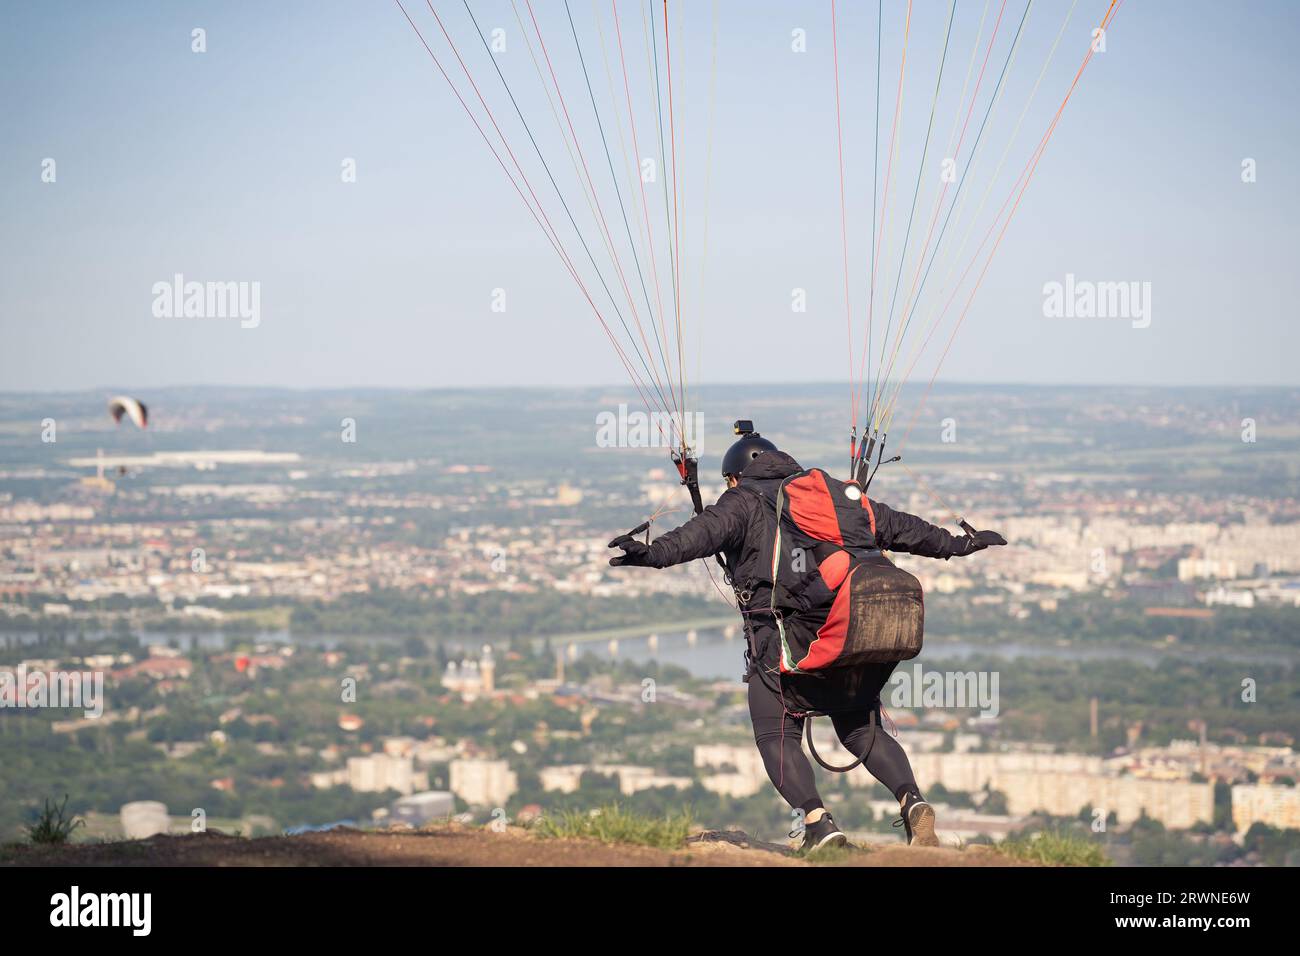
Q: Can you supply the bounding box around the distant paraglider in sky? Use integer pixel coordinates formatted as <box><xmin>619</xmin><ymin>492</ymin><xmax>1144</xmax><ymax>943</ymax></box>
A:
<box><xmin>107</xmin><ymin>395</ymin><xmax>148</xmax><ymax>430</ymax></box>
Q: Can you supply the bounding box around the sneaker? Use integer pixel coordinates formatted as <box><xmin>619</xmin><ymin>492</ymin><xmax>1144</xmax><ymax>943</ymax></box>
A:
<box><xmin>897</xmin><ymin>800</ymin><xmax>939</xmax><ymax>847</ymax></box>
<box><xmin>800</xmin><ymin>812</ymin><xmax>848</xmax><ymax>853</ymax></box>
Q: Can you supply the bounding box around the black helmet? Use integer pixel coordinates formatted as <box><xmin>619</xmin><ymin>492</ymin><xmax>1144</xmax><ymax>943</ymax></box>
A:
<box><xmin>721</xmin><ymin>420</ymin><xmax>778</xmax><ymax>478</ymax></box>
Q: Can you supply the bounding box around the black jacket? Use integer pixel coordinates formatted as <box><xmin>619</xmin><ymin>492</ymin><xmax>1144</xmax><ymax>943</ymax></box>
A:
<box><xmin>646</xmin><ymin>450</ymin><xmax>965</xmax><ymax>610</ymax></box>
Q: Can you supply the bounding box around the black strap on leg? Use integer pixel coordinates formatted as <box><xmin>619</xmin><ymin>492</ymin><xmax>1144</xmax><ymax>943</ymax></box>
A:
<box><xmin>804</xmin><ymin>709</ymin><xmax>879</xmax><ymax>774</ymax></box>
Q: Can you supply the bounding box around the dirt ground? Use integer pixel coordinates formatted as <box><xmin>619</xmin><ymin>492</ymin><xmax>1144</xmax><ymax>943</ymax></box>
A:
<box><xmin>1</xmin><ymin>824</ymin><xmax>1035</xmax><ymax>867</ymax></box>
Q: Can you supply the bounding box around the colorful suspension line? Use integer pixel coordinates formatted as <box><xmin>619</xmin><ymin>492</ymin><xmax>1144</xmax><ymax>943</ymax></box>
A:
<box><xmin>561</xmin><ymin>0</ymin><xmax>678</xmax><ymax>405</ymax></box>
<box><xmin>897</xmin><ymin>0</ymin><xmax>1124</xmax><ymax>453</ymax></box>
<box><xmin>517</xmin><ymin>0</ymin><xmax>684</xmax><ymax>429</ymax></box>
<box><xmin>878</xmin><ymin>0</ymin><xmax>1076</xmax><ymax>431</ymax></box>
<box><xmin>396</xmin><ymin>0</ymin><xmax>681</xmax><ymax>448</ymax></box>
<box><xmin>866</xmin><ymin>0</ymin><xmax>1011</xmax><ymax>432</ymax></box>
<box><xmin>875</xmin><ymin>0</ymin><xmax>1038</xmax><ymax>428</ymax></box>
<box><xmin>870</xmin><ymin>0</ymin><xmax>958</xmax><ymax>438</ymax></box>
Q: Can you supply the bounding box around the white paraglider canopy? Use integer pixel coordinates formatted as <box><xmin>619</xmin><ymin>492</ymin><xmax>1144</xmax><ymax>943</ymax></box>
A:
<box><xmin>107</xmin><ymin>395</ymin><xmax>148</xmax><ymax>429</ymax></box>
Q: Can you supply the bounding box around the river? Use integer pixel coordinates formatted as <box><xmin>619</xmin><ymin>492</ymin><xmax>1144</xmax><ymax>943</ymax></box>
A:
<box><xmin>6</xmin><ymin>627</ymin><xmax>1291</xmax><ymax>681</ymax></box>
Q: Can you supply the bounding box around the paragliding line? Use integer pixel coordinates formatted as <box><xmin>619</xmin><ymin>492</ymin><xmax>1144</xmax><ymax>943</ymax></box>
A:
<box><xmin>514</xmin><ymin>0</ymin><xmax>684</xmax><ymax>429</ymax></box>
<box><xmin>877</xmin><ymin>0</ymin><xmax>1036</xmax><ymax>423</ymax></box>
<box><xmin>562</xmin><ymin>0</ymin><xmax>679</xmax><ymax>410</ymax></box>
<box><xmin>829</xmin><ymin>0</ymin><xmax>856</xmax><ymax>455</ymax></box>
<box><xmin>395</xmin><ymin>0</ymin><xmax>676</xmax><ymax>445</ymax></box>
<box><xmin>868</xmin><ymin>0</ymin><xmax>1010</xmax><ymax>430</ymax></box>
<box><xmin>872</xmin><ymin>0</ymin><xmax>956</xmax><ymax>423</ymax></box>
<box><xmin>897</xmin><ymin>0</ymin><xmax>1123</xmax><ymax>453</ymax></box>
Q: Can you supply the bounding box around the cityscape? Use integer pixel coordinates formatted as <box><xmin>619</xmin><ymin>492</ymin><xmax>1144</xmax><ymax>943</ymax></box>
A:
<box><xmin>5</xmin><ymin>0</ymin><xmax>1296</xmax><ymax>937</ymax></box>
<box><xmin>3</xmin><ymin>383</ymin><xmax>1297</xmax><ymax>865</ymax></box>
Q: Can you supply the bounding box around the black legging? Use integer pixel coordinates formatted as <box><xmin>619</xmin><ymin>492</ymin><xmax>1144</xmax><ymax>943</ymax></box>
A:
<box><xmin>748</xmin><ymin>666</ymin><xmax>923</xmax><ymax>815</ymax></box>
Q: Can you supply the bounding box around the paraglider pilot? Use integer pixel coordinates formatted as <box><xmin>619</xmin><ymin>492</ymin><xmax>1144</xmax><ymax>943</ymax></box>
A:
<box><xmin>609</xmin><ymin>426</ymin><xmax>1005</xmax><ymax>851</ymax></box>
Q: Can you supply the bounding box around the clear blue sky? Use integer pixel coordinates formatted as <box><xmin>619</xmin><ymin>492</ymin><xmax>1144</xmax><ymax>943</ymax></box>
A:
<box><xmin>2</xmin><ymin>0</ymin><xmax>1297</xmax><ymax>393</ymax></box>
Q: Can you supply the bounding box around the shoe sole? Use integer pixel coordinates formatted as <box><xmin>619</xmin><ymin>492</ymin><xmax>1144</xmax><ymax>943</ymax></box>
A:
<box><xmin>810</xmin><ymin>830</ymin><xmax>848</xmax><ymax>852</ymax></box>
<box><xmin>908</xmin><ymin>804</ymin><xmax>939</xmax><ymax>847</ymax></box>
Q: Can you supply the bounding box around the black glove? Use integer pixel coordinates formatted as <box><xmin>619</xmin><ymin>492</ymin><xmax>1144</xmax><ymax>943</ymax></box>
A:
<box><xmin>951</xmin><ymin>529</ymin><xmax>1007</xmax><ymax>557</ymax></box>
<box><xmin>608</xmin><ymin>533</ymin><xmax>654</xmax><ymax>567</ymax></box>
